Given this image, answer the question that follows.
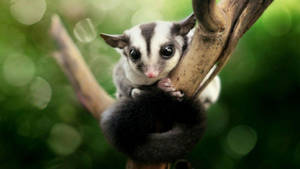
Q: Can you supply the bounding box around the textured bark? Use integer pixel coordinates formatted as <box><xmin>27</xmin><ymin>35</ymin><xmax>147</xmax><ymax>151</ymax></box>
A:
<box><xmin>50</xmin><ymin>0</ymin><xmax>273</xmax><ymax>168</ymax></box>
<box><xmin>170</xmin><ymin>0</ymin><xmax>273</xmax><ymax>98</ymax></box>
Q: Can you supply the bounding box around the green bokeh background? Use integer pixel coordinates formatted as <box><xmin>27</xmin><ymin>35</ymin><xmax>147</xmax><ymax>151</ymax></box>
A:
<box><xmin>0</xmin><ymin>0</ymin><xmax>299</xmax><ymax>169</ymax></box>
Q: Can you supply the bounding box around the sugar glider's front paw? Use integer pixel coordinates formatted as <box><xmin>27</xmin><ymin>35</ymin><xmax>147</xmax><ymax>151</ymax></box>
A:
<box><xmin>158</xmin><ymin>78</ymin><xmax>184</xmax><ymax>100</ymax></box>
<box><xmin>131</xmin><ymin>88</ymin><xmax>142</xmax><ymax>98</ymax></box>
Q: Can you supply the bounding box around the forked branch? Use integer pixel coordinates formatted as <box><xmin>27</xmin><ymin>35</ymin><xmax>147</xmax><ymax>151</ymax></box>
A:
<box><xmin>170</xmin><ymin>0</ymin><xmax>273</xmax><ymax>98</ymax></box>
<box><xmin>50</xmin><ymin>0</ymin><xmax>273</xmax><ymax>169</ymax></box>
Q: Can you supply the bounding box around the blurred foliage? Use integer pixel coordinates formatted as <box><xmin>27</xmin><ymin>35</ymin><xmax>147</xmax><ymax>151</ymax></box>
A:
<box><xmin>0</xmin><ymin>0</ymin><xmax>299</xmax><ymax>169</ymax></box>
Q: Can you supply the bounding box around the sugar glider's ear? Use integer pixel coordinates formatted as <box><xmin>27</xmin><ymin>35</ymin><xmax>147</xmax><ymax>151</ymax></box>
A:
<box><xmin>100</xmin><ymin>33</ymin><xmax>129</xmax><ymax>49</ymax></box>
<box><xmin>172</xmin><ymin>14</ymin><xmax>196</xmax><ymax>36</ymax></box>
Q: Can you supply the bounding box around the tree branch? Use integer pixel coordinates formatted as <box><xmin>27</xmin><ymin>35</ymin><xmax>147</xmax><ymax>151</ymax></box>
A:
<box><xmin>170</xmin><ymin>0</ymin><xmax>273</xmax><ymax>97</ymax></box>
<box><xmin>50</xmin><ymin>15</ymin><xmax>114</xmax><ymax>120</ymax></box>
<box><xmin>50</xmin><ymin>0</ymin><xmax>273</xmax><ymax>168</ymax></box>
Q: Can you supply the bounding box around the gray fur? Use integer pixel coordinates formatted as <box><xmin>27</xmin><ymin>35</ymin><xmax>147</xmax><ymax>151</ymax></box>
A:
<box><xmin>113</xmin><ymin>60</ymin><xmax>134</xmax><ymax>98</ymax></box>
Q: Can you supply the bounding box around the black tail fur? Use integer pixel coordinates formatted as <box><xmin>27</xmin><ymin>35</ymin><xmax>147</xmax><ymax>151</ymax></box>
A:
<box><xmin>100</xmin><ymin>89</ymin><xmax>206</xmax><ymax>163</ymax></box>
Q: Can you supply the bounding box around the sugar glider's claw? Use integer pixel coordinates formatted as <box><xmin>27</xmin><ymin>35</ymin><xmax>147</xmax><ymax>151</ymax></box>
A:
<box><xmin>158</xmin><ymin>78</ymin><xmax>184</xmax><ymax>101</ymax></box>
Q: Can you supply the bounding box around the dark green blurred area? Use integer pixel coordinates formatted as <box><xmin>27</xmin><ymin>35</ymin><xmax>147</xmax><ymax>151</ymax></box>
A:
<box><xmin>0</xmin><ymin>0</ymin><xmax>299</xmax><ymax>169</ymax></box>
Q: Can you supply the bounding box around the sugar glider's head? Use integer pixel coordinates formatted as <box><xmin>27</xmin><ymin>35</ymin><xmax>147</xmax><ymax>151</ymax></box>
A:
<box><xmin>101</xmin><ymin>14</ymin><xmax>196</xmax><ymax>79</ymax></box>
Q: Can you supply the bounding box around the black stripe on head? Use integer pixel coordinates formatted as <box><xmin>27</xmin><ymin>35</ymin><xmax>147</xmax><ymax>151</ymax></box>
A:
<box><xmin>140</xmin><ymin>23</ymin><xmax>156</xmax><ymax>57</ymax></box>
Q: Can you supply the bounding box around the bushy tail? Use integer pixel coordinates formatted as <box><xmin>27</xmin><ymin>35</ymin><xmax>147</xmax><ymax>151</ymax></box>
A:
<box><xmin>100</xmin><ymin>90</ymin><xmax>206</xmax><ymax>163</ymax></box>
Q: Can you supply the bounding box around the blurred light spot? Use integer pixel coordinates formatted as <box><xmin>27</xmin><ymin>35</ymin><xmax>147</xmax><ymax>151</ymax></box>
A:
<box><xmin>262</xmin><ymin>6</ymin><xmax>291</xmax><ymax>37</ymax></box>
<box><xmin>74</xmin><ymin>18</ymin><xmax>97</xmax><ymax>43</ymax></box>
<box><xmin>98</xmin><ymin>0</ymin><xmax>122</xmax><ymax>11</ymax></box>
<box><xmin>3</xmin><ymin>55</ymin><xmax>35</xmax><ymax>86</ymax></box>
<box><xmin>10</xmin><ymin>0</ymin><xmax>47</xmax><ymax>25</ymax></box>
<box><xmin>29</xmin><ymin>77</ymin><xmax>52</xmax><ymax>109</ymax></box>
<box><xmin>48</xmin><ymin>123</ymin><xmax>82</xmax><ymax>156</ymax></box>
<box><xmin>226</xmin><ymin>125</ymin><xmax>257</xmax><ymax>157</ymax></box>
<box><xmin>131</xmin><ymin>9</ymin><xmax>163</xmax><ymax>26</ymax></box>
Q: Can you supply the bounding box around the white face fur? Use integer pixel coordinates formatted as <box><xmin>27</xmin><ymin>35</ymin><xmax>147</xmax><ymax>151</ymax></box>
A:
<box><xmin>101</xmin><ymin>14</ymin><xmax>196</xmax><ymax>84</ymax></box>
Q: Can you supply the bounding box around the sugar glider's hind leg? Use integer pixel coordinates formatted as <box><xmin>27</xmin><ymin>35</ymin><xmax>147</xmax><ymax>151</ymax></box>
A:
<box><xmin>198</xmin><ymin>75</ymin><xmax>221</xmax><ymax>109</ymax></box>
<box><xmin>196</xmin><ymin>65</ymin><xmax>221</xmax><ymax>109</ymax></box>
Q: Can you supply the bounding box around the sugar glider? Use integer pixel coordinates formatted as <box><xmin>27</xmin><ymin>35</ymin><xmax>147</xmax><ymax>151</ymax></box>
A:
<box><xmin>100</xmin><ymin>14</ymin><xmax>221</xmax><ymax>163</ymax></box>
<box><xmin>100</xmin><ymin>14</ymin><xmax>220</xmax><ymax>107</ymax></box>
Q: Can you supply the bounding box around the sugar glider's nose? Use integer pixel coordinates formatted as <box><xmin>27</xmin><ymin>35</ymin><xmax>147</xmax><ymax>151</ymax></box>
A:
<box><xmin>145</xmin><ymin>72</ymin><xmax>158</xmax><ymax>78</ymax></box>
<box><xmin>145</xmin><ymin>66</ymin><xmax>159</xmax><ymax>78</ymax></box>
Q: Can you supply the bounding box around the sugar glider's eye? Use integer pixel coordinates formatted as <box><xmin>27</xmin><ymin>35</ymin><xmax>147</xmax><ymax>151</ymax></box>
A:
<box><xmin>160</xmin><ymin>45</ymin><xmax>175</xmax><ymax>59</ymax></box>
<box><xmin>129</xmin><ymin>48</ymin><xmax>141</xmax><ymax>61</ymax></box>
